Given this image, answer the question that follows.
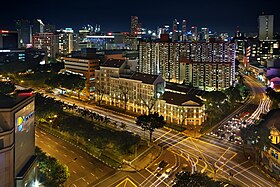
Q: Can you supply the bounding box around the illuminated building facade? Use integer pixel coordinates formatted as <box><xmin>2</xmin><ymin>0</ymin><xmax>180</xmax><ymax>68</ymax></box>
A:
<box><xmin>131</xmin><ymin>16</ymin><xmax>140</xmax><ymax>36</ymax></box>
<box><xmin>94</xmin><ymin>59</ymin><xmax>206</xmax><ymax>126</ymax></box>
<box><xmin>57</xmin><ymin>28</ymin><xmax>75</xmax><ymax>55</ymax></box>
<box><xmin>15</xmin><ymin>20</ymin><xmax>32</xmax><ymax>47</ymax></box>
<box><xmin>139</xmin><ymin>41</ymin><xmax>236</xmax><ymax>91</ymax></box>
<box><xmin>259</xmin><ymin>14</ymin><xmax>274</xmax><ymax>40</ymax></box>
<box><xmin>260</xmin><ymin>109</ymin><xmax>280</xmax><ymax>176</ymax></box>
<box><xmin>0</xmin><ymin>92</ymin><xmax>36</xmax><ymax>187</ymax></box>
<box><xmin>32</xmin><ymin>33</ymin><xmax>58</xmax><ymax>58</ymax></box>
<box><xmin>62</xmin><ymin>48</ymin><xmax>100</xmax><ymax>83</ymax></box>
<box><xmin>0</xmin><ymin>30</ymin><xmax>19</xmax><ymax>49</ymax></box>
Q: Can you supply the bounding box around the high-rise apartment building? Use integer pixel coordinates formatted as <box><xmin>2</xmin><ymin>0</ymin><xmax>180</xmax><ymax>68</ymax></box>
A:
<box><xmin>259</xmin><ymin>14</ymin><xmax>274</xmax><ymax>40</ymax></box>
<box><xmin>139</xmin><ymin>41</ymin><xmax>236</xmax><ymax>91</ymax></box>
<box><xmin>15</xmin><ymin>20</ymin><xmax>32</xmax><ymax>47</ymax></box>
<box><xmin>130</xmin><ymin>16</ymin><xmax>139</xmax><ymax>36</ymax></box>
<box><xmin>0</xmin><ymin>92</ymin><xmax>36</xmax><ymax>187</ymax></box>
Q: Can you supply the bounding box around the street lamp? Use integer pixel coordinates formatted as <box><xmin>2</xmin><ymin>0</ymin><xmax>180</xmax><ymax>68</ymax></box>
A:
<box><xmin>65</xmin><ymin>157</ymin><xmax>78</xmax><ymax>187</ymax></box>
<box><xmin>49</xmin><ymin>120</ymin><xmax>53</xmax><ymax>130</ymax></box>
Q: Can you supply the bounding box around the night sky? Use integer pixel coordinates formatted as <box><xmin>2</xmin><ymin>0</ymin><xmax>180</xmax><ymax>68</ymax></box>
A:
<box><xmin>1</xmin><ymin>0</ymin><xmax>279</xmax><ymax>34</ymax></box>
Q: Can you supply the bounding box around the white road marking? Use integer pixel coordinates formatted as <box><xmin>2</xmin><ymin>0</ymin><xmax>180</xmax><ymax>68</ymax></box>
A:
<box><xmin>91</xmin><ymin>173</ymin><xmax>95</xmax><ymax>177</ymax></box>
<box><xmin>81</xmin><ymin>165</ymin><xmax>85</xmax><ymax>169</ymax></box>
<box><xmin>98</xmin><ymin>168</ymin><xmax>103</xmax><ymax>172</ymax></box>
<box><xmin>80</xmin><ymin>156</ymin><xmax>83</xmax><ymax>159</ymax></box>
<box><xmin>35</xmin><ymin>134</ymin><xmax>39</xmax><ymax>138</ymax></box>
<box><xmin>73</xmin><ymin>170</ymin><xmax>77</xmax><ymax>174</ymax></box>
<box><xmin>82</xmin><ymin>178</ymin><xmax>86</xmax><ymax>182</ymax></box>
<box><xmin>63</xmin><ymin>154</ymin><xmax>67</xmax><ymax>157</ymax></box>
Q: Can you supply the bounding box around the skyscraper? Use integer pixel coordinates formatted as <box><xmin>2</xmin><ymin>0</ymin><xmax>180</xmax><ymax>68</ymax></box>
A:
<box><xmin>182</xmin><ymin>19</ymin><xmax>187</xmax><ymax>41</ymax></box>
<box><xmin>201</xmin><ymin>28</ymin><xmax>209</xmax><ymax>42</ymax></box>
<box><xmin>191</xmin><ymin>26</ymin><xmax>198</xmax><ymax>41</ymax></box>
<box><xmin>57</xmin><ymin>28</ymin><xmax>75</xmax><ymax>55</ymax></box>
<box><xmin>172</xmin><ymin>19</ymin><xmax>179</xmax><ymax>42</ymax></box>
<box><xmin>15</xmin><ymin>20</ymin><xmax>32</xmax><ymax>47</ymax></box>
<box><xmin>130</xmin><ymin>16</ymin><xmax>139</xmax><ymax>36</ymax></box>
<box><xmin>258</xmin><ymin>14</ymin><xmax>274</xmax><ymax>40</ymax></box>
<box><xmin>33</xmin><ymin>19</ymin><xmax>44</xmax><ymax>35</ymax></box>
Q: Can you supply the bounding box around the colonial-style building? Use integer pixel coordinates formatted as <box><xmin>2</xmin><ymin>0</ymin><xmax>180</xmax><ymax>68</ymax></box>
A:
<box><xmin>94</xmin><ymin>59</ymin><xmax>206</xmax><ymax>126</ymax></box>
<box><xmin>261</xmin><ymin>109</ymin><xmax>280</xmax><ymax>176</ymax></box>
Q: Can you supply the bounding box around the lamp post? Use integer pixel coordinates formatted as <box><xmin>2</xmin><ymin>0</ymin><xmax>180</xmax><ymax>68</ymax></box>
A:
<box><xmin>65</xmin><ymin>157</ymin><xmax>78</xmax><ymax>187</ymax></box>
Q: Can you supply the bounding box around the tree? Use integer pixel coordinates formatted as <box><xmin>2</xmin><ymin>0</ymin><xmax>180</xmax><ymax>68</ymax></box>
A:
<box><xmin>118</xmin><ymin>84</ymin><xmax>130</xmax><ymax>111</ymax></box>
<box><xmin>136</xmin><ymin>113</ymin><xmax>165</xmax><ymax>142</ymax></box>
<box><xmin>35</xmin><ymin>147</ymin><xmax>70</xmax><ymax>186</ymax></box>
<box><xmin>45</xmin><ymin>73</ymin><xmax>85</xmax><ymax>98</ymax></box>
<box><xmin>173</xmin><ymin>171</ymin><xmax>222</xmax><ymax>187</ymax></box>
<box><xmin>0</xmin><ymin>81</ymin><xmax>15</xmax><ymax>94</ymax></box>
<box><xmin>139</xmin><ymin>93</ymin><xmax>157</xmax><ymax>115</ymax></box>
<box><xmin>240</xmin><ymin>124</ymin><xmax>258</xmax><ymax>145</ymax></box>
<box><xmin>94</xmin><ymin>80</ymin><xmax>105</xmax><ymax>105</ymax></box>
<box><xmin>225</xmin><ymin>86</ymin><xmax>242</xmax><ymax>105</ymax></box>
<box><xmin>202</xmin><ymin>91</ymin><xmax>227</xmax><ymax>123</ymax></box>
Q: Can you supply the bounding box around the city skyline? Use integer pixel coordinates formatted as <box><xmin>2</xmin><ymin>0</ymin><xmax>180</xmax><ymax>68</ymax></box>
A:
<box><xmin>1</xmin><ymin>0</ymin><xmax>280</xmax><ymax>34</ymax></box>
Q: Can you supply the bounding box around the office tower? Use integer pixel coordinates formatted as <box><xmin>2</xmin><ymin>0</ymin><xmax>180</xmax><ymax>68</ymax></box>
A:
<box><xmin>201</xmin><ymin>28</ymin><xmax>209</xmax><ymax>42</ymax></box>
<box><xmin>33</xmin><ymin>19</ymin><xmax>44</xmax><ymax>35</ymax></box>
<box><xmin>63</xmin><ymin>48</ymin><xmax>100</xmax><ymax>83</ymax></box>
<box><xmin>0</xmin><ymin>30</ymin><xmax>19</xmax><ymax>49</ymax></box>
<box><xmin>32</xmin><ymin>33</ymin><xmax>58</xmax><ymax>58</ymax></box>
<box><xmin>259</xmin><ymin>14</ymin><xmax>274</xmax><ymax>40</ymax></box>
<box><xmin>15</xmin><ymin>20</ymin><xmax>32</xmax><ymax>47</ymax></box>
<box><xmin>182</xmin><ymin>19</ymin><xmax>187</xmax><ymax>41</ymax></box>
<box><xmin>139</xmin><ymin>41</ymin><xmax>235</xmax><ymax>91</ymax></box>
<box><xmin>57</xmin><ymin>28</ymin><xmax>74</xmax><ymax>55</ymax></box>
<box><xmin>191</xmin><ymin>26</ymin><xmax>198</xmax><ymax>41</ymax></box>
<box><xmin>131</xmin><ymin>16</ymin><xmax>139</xmax><ymax>36</ymax></box>
<box><xmin>44</xmin><ymin>24</ymin><xmax>56</xmax><ymax>33</ymax></box>
<box><xmin>172</xmin><ymin>19</ymin><xmax>179</xmax><ymax>42</ymax></box>
<box><xmin>0</xmin><ymin>92</ymin><xmax>36</xmax><ymax>187</ymax></box>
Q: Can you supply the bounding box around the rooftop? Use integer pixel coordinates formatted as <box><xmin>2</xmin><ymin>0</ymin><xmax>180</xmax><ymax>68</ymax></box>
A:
<box><xmin>165</xmin><ymin>82</ymin><xmax>207</xmax><ymax>97</ymax></box>
<box><xmin>161</xmin><ymin>91</ymin><xmax>203</xmax><ymax>106</ymax></box>
<box><xmin>101</xmin><ymin>59</ymin><xmax>125</xmax><ymax>68</ymax></box>
<box><xmin>129</xmin><ymin>72</ymin><xmax>160</xmax><ymax>84</ymax></box>
<box><xmin>0</xmin><ymin>92</ymin><xmax>33</xmax><ymax>109</ymax></box>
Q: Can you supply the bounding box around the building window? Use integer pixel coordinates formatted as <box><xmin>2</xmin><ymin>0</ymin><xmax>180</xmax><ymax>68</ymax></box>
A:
<box><xmin>0</xmin><ymin>139</ymin><xmax>3</xmax><ymax>149</ymax></box>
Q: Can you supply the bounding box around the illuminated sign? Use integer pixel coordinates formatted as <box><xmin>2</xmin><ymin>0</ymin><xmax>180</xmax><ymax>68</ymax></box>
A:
<box><xmin>0</xmin><ymin>30</ymin><xmax>9</xmax><ymax>33</ymax></box>
<box><xmin>16</xmin><ymin>112</ymin><xmax>34</xmax><ymax>132</ymax></box>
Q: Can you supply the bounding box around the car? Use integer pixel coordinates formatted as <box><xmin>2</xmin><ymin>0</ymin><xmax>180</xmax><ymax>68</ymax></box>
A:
<box><xmin>162</xmin><ymin>167</ymin><xmax>173</xmax><ymax>178</ymax></box>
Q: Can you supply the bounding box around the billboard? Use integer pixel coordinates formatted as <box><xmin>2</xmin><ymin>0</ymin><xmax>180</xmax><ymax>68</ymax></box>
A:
<box><xmin>14</xmin><ymin>101</ymin><xmax>35</xmax><ymax>176</ymax></box>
